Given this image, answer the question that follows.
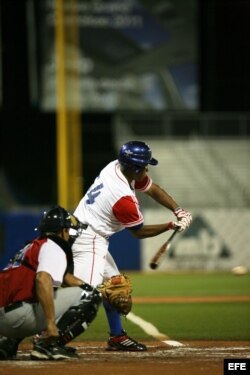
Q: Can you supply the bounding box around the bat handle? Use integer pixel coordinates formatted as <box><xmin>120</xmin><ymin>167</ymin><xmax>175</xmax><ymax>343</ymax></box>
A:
<box><xmin>169</xmin><ymin>228</ymin><xmax>179</xmax><ymax>240</ymax></box>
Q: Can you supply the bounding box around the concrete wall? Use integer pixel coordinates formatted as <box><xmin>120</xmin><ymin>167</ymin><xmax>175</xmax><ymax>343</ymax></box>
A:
<box><xmin>142</xmin><ymin>208</ymin><xmax>250</xmax><ymax>272</ymax></box>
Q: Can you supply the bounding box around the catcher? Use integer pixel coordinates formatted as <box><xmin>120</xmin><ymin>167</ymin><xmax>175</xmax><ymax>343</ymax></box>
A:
<box><xmin>70</xmin><ymin>141</ymin><xmax>192</xmax><ymax>351</ymax></box>
<box><xmin>0</xmin><ymin>206</ymin><xmax>102</xmax><ymax>360</ymax></box>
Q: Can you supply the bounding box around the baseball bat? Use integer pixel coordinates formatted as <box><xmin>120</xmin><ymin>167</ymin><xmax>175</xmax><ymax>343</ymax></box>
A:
<box><xmin>149</xmin><ymin>229</ymin><xmax>179</xmax><ymax>270</ymax></box>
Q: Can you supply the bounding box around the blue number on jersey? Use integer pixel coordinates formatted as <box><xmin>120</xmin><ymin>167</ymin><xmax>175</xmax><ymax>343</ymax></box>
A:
<box><xmin>86</xmin><ymin>183</ymin><xmax>104</xmax><ymax>204</ymax></box>
<box><xmin>4</xmin><ymin>243</ymin><xmax>31</xmax><ymax>270</ymax></box>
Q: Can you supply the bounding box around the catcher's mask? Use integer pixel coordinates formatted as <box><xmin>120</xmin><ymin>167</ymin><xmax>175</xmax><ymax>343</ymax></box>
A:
<box><xmin>36</xmin><ymin>205</ymin><xmax>87</xmax><ymax>235</ymax></box>
<box><xmin>118</xmin><ymin>141</ymin><xmax>158</xmax><ymax>173</ymax></box>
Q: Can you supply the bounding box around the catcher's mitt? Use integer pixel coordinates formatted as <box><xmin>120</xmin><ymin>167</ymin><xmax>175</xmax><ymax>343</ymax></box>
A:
<box><xmin>98</xmin><ymin>274</ymin><xmax>132</xmax><ymax>316</ymax></box>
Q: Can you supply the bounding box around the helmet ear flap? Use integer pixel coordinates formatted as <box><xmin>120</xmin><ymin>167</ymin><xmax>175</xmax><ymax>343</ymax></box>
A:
<box><xmin>129</xmin><ymin>164</ymin><xmax>145</xmax><ymax>174</ymax></box>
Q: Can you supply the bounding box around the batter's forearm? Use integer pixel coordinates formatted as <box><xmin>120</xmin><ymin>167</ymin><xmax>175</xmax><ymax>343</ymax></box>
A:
<box><xmin>146</xmin><ymin>183</ymin><xmax>179</xmax><ymax>211</ymax></box>
<box><xmin>130</xmin><ymin>222</ymin><xmax>175</xmax><ymax>239</ymax></box>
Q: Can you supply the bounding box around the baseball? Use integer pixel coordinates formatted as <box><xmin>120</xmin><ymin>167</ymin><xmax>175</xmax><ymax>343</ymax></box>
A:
<box><xmin>231</xmin><ymin>266</ymin><xmax>248</xmax><ymax>276</ymax></box>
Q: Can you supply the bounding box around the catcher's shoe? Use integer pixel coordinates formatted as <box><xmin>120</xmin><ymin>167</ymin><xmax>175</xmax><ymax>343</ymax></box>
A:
<box><xmin>30</xmin><ymin>339</ymin><xmax>79</xmax><ymax>360</ymax></box>
<box><xmin>0</xmin><ymin>337</ymin><xmax>21</xmax><ymax>360</ymax></box>
<box><xmin>32</xmin><ymin>334</ymin><xmax>77</xmax><ymax>355</ymax></box>
<box><xmin>107</xmin><ymin>330</ymin><xmax>147</xmax><ymax>351</ymax></box>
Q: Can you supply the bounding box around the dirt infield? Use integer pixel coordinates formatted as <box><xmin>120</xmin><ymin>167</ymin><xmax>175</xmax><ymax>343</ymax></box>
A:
<box><xmin>1</xmin><ymin>340</ymin><xmax>250</xmax><ymax>375</ymax></box>
<box><xmin>1</xmin><ymin>295</ymin><xmax>249</xmax><ymax>374</ymax></box>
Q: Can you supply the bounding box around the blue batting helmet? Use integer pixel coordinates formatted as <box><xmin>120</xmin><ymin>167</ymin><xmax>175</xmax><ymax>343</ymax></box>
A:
<box><xmin>118</xmin><ymin>141</ymin><xmax>158</xmax><ymax>171</ymax></box>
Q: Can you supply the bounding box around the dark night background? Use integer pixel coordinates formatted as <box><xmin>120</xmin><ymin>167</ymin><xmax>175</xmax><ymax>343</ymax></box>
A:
<box><xmin>0</xmin><ymin>0</ymin><xmax>250</xmax><ymax>206</ymax></box>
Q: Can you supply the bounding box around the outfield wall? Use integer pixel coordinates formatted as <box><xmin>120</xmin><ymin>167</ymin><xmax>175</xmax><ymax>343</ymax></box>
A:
<box><xmin>142</xmin><ymin>208</ymin><xmax>250</xmax><ymax>272</ymax></box>
<box><xmin>0</xmin><ymin>209</ymin><xmax>250</xmax><ymax>271</ymax></box>
<box><xmin>0</xmin><ymin>210</ymin><xmax>140</xmax><ymax>269</ymax></box>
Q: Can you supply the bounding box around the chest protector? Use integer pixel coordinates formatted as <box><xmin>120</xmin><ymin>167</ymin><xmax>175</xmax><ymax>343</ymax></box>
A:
<box><xmin>0</xmin><ymin>238</ymin><xmax>47</xmax><ymax>307</ymax></box>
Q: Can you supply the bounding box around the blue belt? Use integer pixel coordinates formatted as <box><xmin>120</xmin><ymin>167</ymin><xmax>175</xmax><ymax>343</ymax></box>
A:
<box><xmin>4</xmin><ymin>301</ymin><xmax>24</xmax><ymax>313</ymax></box>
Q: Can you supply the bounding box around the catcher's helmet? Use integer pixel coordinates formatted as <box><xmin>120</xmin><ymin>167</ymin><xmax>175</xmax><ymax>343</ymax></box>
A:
<box><xmin>118</xmin><ymin>141</ymin><xmax>158</xmax><ymax>171</ymax></box>
<box><xmin>37</xmin><ymin>206</ymin><xmax>85</xmax><ymax>233</ymax></box>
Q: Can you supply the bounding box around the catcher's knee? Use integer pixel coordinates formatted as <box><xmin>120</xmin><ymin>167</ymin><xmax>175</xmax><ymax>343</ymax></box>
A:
<box><xmin>57</xmin><ymin>285</ymin><xmax>102</xmax><ymax>344</ymax></box>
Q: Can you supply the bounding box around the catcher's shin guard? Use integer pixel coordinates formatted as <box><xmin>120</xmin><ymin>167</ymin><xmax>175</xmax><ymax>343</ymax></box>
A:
<box><xmin>57</xmin><ymin>285</ymin><xmax>102</xmax><ymax>345</ymax></box>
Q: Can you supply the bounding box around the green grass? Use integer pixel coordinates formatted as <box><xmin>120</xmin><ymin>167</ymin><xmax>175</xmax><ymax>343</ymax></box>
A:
<box><xmin>132</xmin><ymin>303</ymin><xmax>250</xmax><ymax>340</ymax></box>
<box><xmin>76</xmin><ymin>271</ymin><xmax>250</xmax><ymax>342</ymax></box>
<box><xmin>130</xmin><ymin>271</ymin><xmax>250</xmax><ymax>297</ymax></box>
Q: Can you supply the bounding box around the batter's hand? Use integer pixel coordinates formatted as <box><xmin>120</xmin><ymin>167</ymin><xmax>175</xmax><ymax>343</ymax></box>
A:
<box><xmin>174</xmin><ymin>208</ymin><xmax>192</xmax><ymax>232</ymax></box>
<box><xmin>167</xmin><ymin>221</ymin><xmax>181</xmax><ymax>230</ymax></box>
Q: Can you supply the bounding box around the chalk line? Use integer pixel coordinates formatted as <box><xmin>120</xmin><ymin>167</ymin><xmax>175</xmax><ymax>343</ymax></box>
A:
<box><xmin>127</xmin><ymin>312</ymin><xmax>185</xmax><ymax>347</ymax></box>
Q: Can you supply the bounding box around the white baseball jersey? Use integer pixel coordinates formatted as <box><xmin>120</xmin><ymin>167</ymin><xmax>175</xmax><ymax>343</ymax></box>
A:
<box><xmin>73</xmin><ymin>160</ymin><xmax>152</xmax><ymax>238</ymax></box>
<box><xmin>37</xmin><ymin>240</ymin><xmax>67</xmax><ymax>287</ymax></box>
<box><xmin>71</xmin><ymin>160</ymin><xmax>153</xmax><ymax>285</ymax></box>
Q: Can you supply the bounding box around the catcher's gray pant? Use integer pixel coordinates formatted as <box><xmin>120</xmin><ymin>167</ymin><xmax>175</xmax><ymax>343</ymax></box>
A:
<box><xmin>0</xmin><ymin>287</ymin><xmax>83</xmax><ymax>339</ymax></box>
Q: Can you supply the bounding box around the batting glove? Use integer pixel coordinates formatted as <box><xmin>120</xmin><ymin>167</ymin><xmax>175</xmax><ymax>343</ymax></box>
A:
<box><xmin>174</xmin><ymin>208</ymin><xmax>192</xmax><ymax>232</ymax></box>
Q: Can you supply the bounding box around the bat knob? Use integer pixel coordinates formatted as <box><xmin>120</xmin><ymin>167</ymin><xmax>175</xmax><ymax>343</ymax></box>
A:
<box><xmin>150</xmin><ymin>262</ymin><xmax>158</xmax><ymax>270</ymax></box>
